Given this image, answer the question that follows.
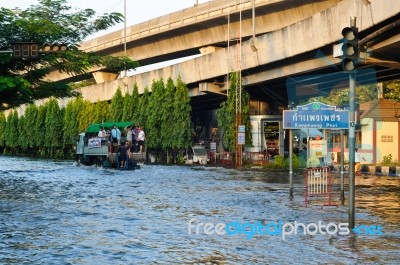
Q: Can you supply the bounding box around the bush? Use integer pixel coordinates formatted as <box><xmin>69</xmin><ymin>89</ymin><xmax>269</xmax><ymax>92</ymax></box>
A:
<box><xmin>273</xmin><ymin>155</ymin><xmax>285</xmax><ymax>167</ymax></box>
<box><xmin>382</xmin><ymin>154</ymin><xmax>392</xmax><ymax>165</ymax></box>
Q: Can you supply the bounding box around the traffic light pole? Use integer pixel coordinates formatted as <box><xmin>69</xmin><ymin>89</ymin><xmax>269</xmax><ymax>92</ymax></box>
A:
<box><xmin>347</xmin><ymin>16</ymin><xmax>357</xmax><ymax>230</ymax></box>
<box><xmin>348</xmin><ymin>72</ymin><xmax>356</xmax><ymax>229</ymax></box>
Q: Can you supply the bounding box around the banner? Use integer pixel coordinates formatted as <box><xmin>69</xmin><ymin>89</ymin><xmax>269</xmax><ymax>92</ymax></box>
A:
<box><xmin>88</xmin><ymin>138</ymin><xmax>102</xmax><ymax>148</ymax></box>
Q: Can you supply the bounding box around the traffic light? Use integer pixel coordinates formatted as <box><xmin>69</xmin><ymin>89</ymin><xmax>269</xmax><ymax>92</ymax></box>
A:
<box><xmin>341</xmin><ymin>26</ymin><xmax>359</xmax><ymax>72</ymax></box>
<box><xmin>12</xmin><ymin>42</ymin><xmax>69</xmax><ymax>58</ymax></box>
<box><xmin>42</xmin><ymin>43</ymin><xmax>69</xmax><ymax>53</ymax></box>
<box><xmin>12</xmin><ymin>42</ymin><xmax>39</xmax><ymax>58</ymax></box>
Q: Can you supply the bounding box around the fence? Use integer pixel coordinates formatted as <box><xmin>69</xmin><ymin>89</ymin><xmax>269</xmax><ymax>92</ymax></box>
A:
<box><xmin>304</xmin><ymin>166</ymin><xmax>337</xmax><ymax>208</ymax></box>
<box><xmin>208</xmin><ymin>151</ymin><xmax>270</xmax><ymax>166</ymax></box>
<box><xmin>243</xmin><ymin>152</ymin><xmax>269</xmax><ymax>165</ymax></box>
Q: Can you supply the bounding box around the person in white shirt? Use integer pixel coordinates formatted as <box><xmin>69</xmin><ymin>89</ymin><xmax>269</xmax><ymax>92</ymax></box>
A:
<box><xmin>137</xmin><ymin>127</ymin><xmax>145</xmax><ymax>153</ymax></box>
<box><xmin>111</xmin><ymin>125</ymin><xmax>121</xmax><ymax>147</ymax></box>
<box><xmin>98</xmin><ymin>126</ymin><xmax>106</xmax><ymax>138</ymax></box>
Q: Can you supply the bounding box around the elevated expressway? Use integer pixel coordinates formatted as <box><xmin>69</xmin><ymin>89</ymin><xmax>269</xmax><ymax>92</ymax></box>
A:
<box><xmin>41</xmin><ymin>0</ymin><xmax>400</xmax><ymax>114</ymax></box>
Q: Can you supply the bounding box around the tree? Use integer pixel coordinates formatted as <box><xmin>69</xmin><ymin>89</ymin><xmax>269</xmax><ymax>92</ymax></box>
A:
<box><xmin>0</xmin><ymin>112</ymin><xmax>6</xmax><ymax>148</ymax></box>
<box><xmin>33</xmin><ymin>105</ymin><xmax>47</xmax><ymax>154</ymax></box>
<box><xmin>122</xmin><ymin>90</ymin><xmax>134</xmax><ymax>122</ymax></box>
<box><xmin>305</xmin><ymin>84</ymin><xmax>378</xmax><ymax>106</ymax></box>
<box><xmin>217</xmin><ymin>72</ymin><xmax>252</xmax><ymax>151</ymax></box>
<box><xmin>4</xmin><ymin>110</ymin><xmax>19</xmax><ymax>152</ymax></box>
<box><xmin>0</xmin><ymin>0</ymin><xmax>139</xmax><ymax>110</ymax></box>
<box><xmin>383</xmin><ymin>80</ymin><xmax>400</xmax><ymax>101</ymax></box>
<box><xmin>160</xmin><ymin>77</ymin><xmax>176</xmax><ymax>150</ymax></box>
<box><xmin>44</xmin><ymin>98</ymin><xmax>63</xmax><ymax>155</ymax></box>
<box><xmin>77</xmin><ymin>99</ymin><xmax>95</xmax><ymax>132</ymax></box>
<box><xmin>109</xmin><ymin>88</ymin><xmax>124</xmax><ymax>122</ymax></box>
<box><xmin>18</xmin><ymin>115</ymin><xmax>28</xmax><ymax>152</ymax></box>
<box><xmin>24</xmin><ymin>104</ymin><xmax>39</xmax><ymax>148</ymax></box>
<box><xmin>137</xmin><ymin>87</ymin><xmax>150</xmax><ymax>128</ymax></box>
<box><xmin>146</xmin><ymin>79</ymin><xmax>165</xmax><ymax>150</ymax></box>
<box><xmin>92</xmin><ymin>100</ymin><xmax>110</xmax><ymax>124</ymax></box>
<box><xmin>173</xmin><ymin>76</ymin><xmax>192</xmax><ymax>149</ymax></box>
<box><xmin>63</xmin><ymin>99</ymin><xmax>80</xmax><ymax>147</ymax></box>
<box><xmin>131</xmin><ymin>84</ymin><xmax>141</xmax><ymax>124</ymax></box>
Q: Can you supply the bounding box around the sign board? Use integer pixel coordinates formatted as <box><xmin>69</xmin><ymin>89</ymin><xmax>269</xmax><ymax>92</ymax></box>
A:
<box><xmin>210</xmin><ymin>142</ymin><xmax>217</xmax><ymax>151</ymax></box>
<box><xmin>238</xmin><ymin>125</ymin><xmax>245</xmax><ymax>133</ymax></box>
<box><xmin>238</xmin><ymin>132</ymin><xmax>245</xmax><ymax>145</ymax></box>
<box><xmin>283</xmin><ymin>102</ymin><xmax>349</xmax><ymax>129</ymax></box>
<box><xmin>309</xmin><ymin>140</ymin><xmax>327</xmax><ymax>157</ymax></box>
<box><xmin>264</xmin><ymin>121</ymin><xmax>280</xmax><ymax>155</ymax></box>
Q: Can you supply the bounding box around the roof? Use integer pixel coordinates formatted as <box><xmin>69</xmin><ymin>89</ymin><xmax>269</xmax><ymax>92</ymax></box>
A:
<box><xmin>359</xmin><ymin>98</ymin><xmax>400</xmax><ymax>122</ymax></box>
<box><xmin>85</xmin><ymin>121</ymin><xmax>134</xmax><ymax>133</ymax></box>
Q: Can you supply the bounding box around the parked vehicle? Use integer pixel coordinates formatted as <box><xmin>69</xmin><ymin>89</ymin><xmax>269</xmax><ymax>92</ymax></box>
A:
<box><xmin>185</xmin><ymin>145</ymin><xmax>209</xmax><ymax>165</ymax></box>
<box><xmin>76</xmin><ymin>121</ymin><xmax>140</xmax><ymax>170</ymax></box>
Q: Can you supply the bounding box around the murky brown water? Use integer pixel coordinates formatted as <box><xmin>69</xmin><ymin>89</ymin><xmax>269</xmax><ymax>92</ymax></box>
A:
<box><xmin>0</xmin><ymin>156</ymin><xmax>398</xmax><ymax>264</ymax></box>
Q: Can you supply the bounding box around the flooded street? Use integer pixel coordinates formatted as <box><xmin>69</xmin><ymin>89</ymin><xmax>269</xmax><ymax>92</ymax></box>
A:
<box><xmin>0</xmin><ymin>156</ymin><xmax>399</xmax><ymax>264</ymax></box>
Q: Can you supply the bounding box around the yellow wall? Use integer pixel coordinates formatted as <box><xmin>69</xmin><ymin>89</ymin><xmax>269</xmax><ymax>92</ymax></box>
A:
<box><xmin>376</xmin><ymin>121</ymin><xmax>399</xmax><ymax>163</ymax></box>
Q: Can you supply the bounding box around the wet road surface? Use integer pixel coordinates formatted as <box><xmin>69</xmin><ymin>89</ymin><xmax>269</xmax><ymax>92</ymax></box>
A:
<box><xmin>0</xmin><ymin>156</ymin><xmax>399</xmax><ymax>264</ymax></box>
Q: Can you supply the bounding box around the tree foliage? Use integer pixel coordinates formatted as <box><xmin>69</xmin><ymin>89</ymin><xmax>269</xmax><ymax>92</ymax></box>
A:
<box><xmin>146</xmin><ymin>80</ymin><xmax>165</xmax><ymax>149</ymax></box>
<box><xmin>136</xmin><ymin>87</ymin><xmax>150</xmax><ymax>128</ymax></box>
<box><xmin>383</xmin><ymin>80</ymin><xmax>400</xmax><ymax>102</ymax></box>
<box><xmin>305</xmin><ymin>84</ymin><xmax>378</xmax><ymax>106</ymax></box>
<box><xmin>93</xmin><ymin>100</ymin><xmax>110</xmax><ymax>124</ymax></box>
<box><xmin>131</xmin><ymin>84</ymin><xmax>140</xmax><ymax>123</ymax></box>
<box><xmin>0</xmin><ymin>0</ymin><xmax>138</xmax><ymax>110</ymax></box>
<box><xmin>0</xmin><ymin>112</ymin><xmax>6</xmax><ymax>147</ymax></box>
<box><xmin>0</xmin><ymin>77</ymin><xmax>195</xmax><ymax>162</ymax></box>
<box><xmin>109</xmin><ymin>88</ymin><xmax>124</xmax><ymax>122</ymax></box>
<box><xmin>217</xmin><ymin>72</ymin><xmax>252</xmax><ymax>151</ymax></box>
<box><xmin>44</xmin><ymin>98</ymin><xmax>63</xmax><ymax>153</ymax></box>
<box><xmin>173</xmin><ymin>76</ymin><xmax>192</xmax><ymax>149</ymax></box>
<box><xmin>122</xmin><ymin>89</ymin><xmax>135</xmax><ymax>122</ymax></box>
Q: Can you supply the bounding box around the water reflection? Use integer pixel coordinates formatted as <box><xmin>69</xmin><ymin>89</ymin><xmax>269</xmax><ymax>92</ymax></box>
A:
<box><xmin>0</xmin><ymin>156</ymin><xmax>398</xmax><ymax>264</ymax></box>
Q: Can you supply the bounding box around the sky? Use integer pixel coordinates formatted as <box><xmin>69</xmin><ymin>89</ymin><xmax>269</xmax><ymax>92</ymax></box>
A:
<box><xmin>1</xmin><ymin>0</ymin><xmax>210</xmax><ymax>73</ymax></box>
<box><xmin>1</xmin><ymin>0</ymin><xmax>210</xmax><ymax>40</ymax></box>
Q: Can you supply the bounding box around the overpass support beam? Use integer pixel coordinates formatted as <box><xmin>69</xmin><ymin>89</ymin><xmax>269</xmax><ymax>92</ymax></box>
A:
<box><xmin>92</xmin><ymin>71</ymin><xmax>119</xmax><ymax>84</ymax></box>
<box><xmin>199</xmin><ymin>82</ymin><xmax>227</xmax><ymax>96</ymax></box>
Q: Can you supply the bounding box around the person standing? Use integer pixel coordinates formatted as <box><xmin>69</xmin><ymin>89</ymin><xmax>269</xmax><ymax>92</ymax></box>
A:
<box><xmin>126</xmin><ymin>126</ymin><xmax>133</xmax><ymax>149</ymax></box>
<box><xmin>118</xmin><ymin>141</ymin><xmax>129</xmax><ymax>168</ymax></box>
<box><xmin>355</xmin><ymin>148</ymin><xmax>361</xmax><ymax>176</ymax></box>
<box><xmin>132</xmin><ymin>126</ymin><xmax>139</xmax><ymax>153</ymax></box>
<box><xmin>137</xmin><ymin>127</ymin><xmax>146</xmax><ymax>153</ymax></box>
<box><xmin>111</xmin><ymin>125</ymin><xmax>121</xmax><ymax>151</ymax></box>
<box><xmin>98</xmin><ymin>126</ymin><xmax>106</xmax><ymax>139</ymax></box>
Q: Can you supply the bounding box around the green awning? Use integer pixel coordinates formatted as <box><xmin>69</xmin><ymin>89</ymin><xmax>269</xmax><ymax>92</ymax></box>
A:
<box><xmin>85</xmin><ymin>121</ymin><xmax>134</xmax><ymax>133</ymax></box>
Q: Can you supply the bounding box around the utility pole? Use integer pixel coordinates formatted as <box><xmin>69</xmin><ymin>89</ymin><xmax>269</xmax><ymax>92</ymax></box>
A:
<box><xmin>235</xmin><ymin>0</ymin><xmax>243</xmax><ymax>168</ymax></box>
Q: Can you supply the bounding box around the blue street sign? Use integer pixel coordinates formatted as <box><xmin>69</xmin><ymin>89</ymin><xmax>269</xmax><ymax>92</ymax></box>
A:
<box><xmin>283</xmin><ymin>102</ymin><xmax>349</xmax><ymax>129</ymax></box>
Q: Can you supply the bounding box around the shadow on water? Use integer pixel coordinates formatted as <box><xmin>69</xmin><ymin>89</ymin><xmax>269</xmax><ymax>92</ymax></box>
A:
<box><xmin>0</xmin><ymin>156</ymin><xmax>399</xmax><ymax>264</ymax></box>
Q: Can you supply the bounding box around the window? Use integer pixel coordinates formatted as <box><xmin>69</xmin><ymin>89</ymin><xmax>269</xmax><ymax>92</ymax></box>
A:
<box><xmin>381</xmin><ymin>135</ymin><xmax>393</xmax><ymax>142</ymax></box>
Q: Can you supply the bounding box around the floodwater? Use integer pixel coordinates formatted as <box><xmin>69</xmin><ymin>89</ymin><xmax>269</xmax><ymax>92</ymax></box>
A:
<box><xmin>0</xmin><ymin>156</ymin><xmax>398</xmax><ymax>264</ymax></box>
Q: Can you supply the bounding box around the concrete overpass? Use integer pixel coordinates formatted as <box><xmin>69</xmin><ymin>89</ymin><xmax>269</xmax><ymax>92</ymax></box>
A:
<box><xmin>31</xmin><ymin>0</ymin><xmax>400</xmax><ymax>114</ymax></box>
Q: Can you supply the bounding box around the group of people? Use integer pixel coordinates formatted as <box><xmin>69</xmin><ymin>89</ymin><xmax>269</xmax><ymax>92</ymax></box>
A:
<box><xmin>97</xmin><ymin>124</ymin><xmax>146</xmax><ymax>157</ymax></box>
